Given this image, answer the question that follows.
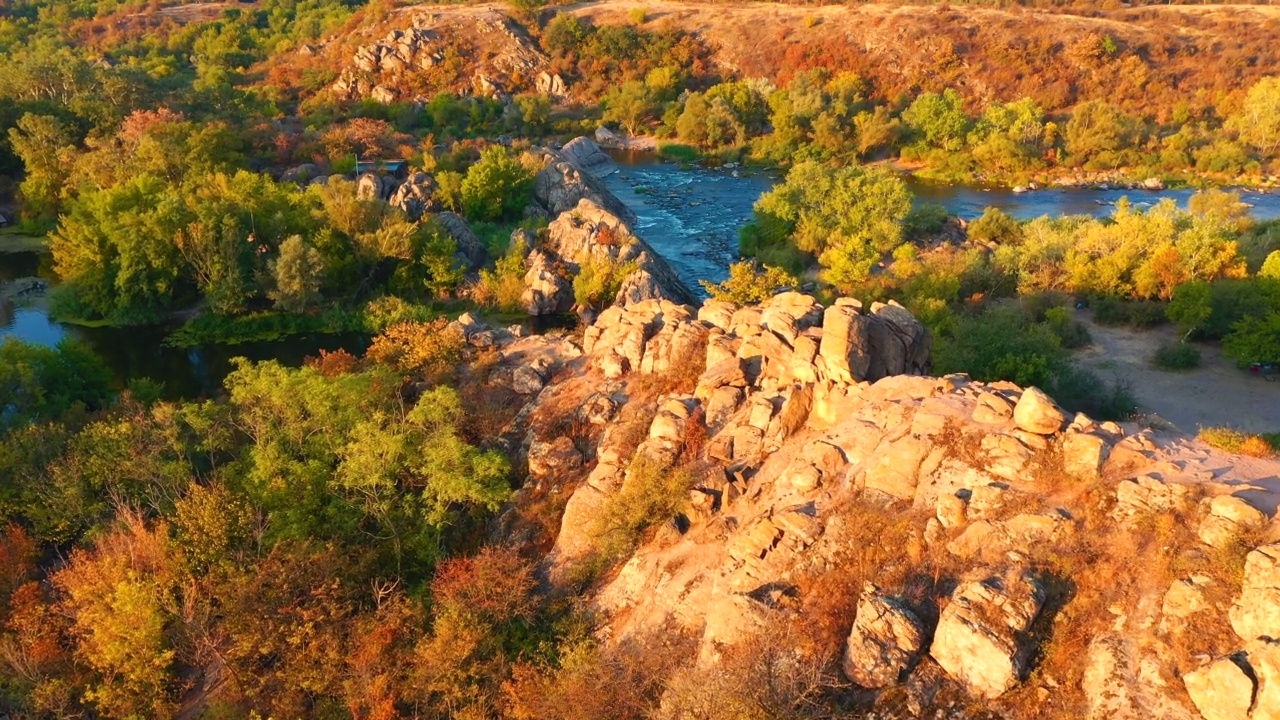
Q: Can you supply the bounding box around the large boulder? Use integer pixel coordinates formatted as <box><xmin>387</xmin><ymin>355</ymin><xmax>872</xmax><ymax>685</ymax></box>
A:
<box><xmin>561</xmin><ymin>136</ymin><xmax>616</xmax><ymax>176</ymax></box>
<box><xmin>433</xmin><ymin>211</ymin><xmax>486</xmax><ymax>271</ymax></box>
<box><xmin>521</xmin><ymin>249</ymin><xmax>572</xmax><ymax>316</ymax></box>
<box><xmin>1013</xmin><ymin>387</ymin><xmax>1066</xmax><ymax>435</ymax></box>
<box><xmin>356</xmin><ymin>172</ymin><xmax>397</xmax><ymax>201</ymax></box>
<box><xmin>1231</xmin><ymin>543</ymin><xmax>1280</xmax><ymax>642</ymax></box>
<box><xmin>1184</xmin><ymin>639</ymin><xmax>1280</xmax><ymax>720</ymax></box>
<box><xmin>931</xmin><ymin>569</ymin><xmax>1046</xmax><ymax>698</ymax></box>
<box><xmin>389</xmin><ymin>172</ymin><xmax>440</xmax><ymax>221</ymax></box>
<box><xmin>843</xmin><ymin>583</ymin><xmax>927</xmax><ymax>688</ymax></box>
<box><xmin>818</xmin><ymin>303</ymin><xmax>872</xmax><ymax>383</ymax></box>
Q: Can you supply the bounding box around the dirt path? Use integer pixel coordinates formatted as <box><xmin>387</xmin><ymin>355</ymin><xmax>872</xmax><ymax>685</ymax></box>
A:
<box><xmin>1074</xmin><ymin>311</ymin><xmax>1280</xmax><ymax>434</ymax></box>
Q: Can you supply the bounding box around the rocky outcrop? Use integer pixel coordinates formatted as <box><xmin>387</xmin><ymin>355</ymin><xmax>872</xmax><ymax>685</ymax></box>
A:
<box><xmin>521</xmin><ymin>197</ymin><xmax>694</xmax><ymax>315</ymax></box>
<box><xmin>469</xmin><ymin>277</ymin><xmax>1280</xmax><ymax>717</ymax></box>
<box><xmin>434</xmin><ymin>211</ymin><xmax>486</xmax><ymax>271</ymax></box>
<box><xmin>389</xmin><ymin>172</ymin><xmax>440</xmax><ymax>221</ymax></box>
<box><xmin>521</xmin><ymin>249</ymin><xmax>572</xmax><ymax>316</ymax></box>
<box><xmin>930</xmin><ymin>569</ymin><xmax>1046</xmax><ymax>698</ymax></box>
<box><xmin>532</xmin><ymin>140</ymin><xmax>633</xmax><ymax>222</ymax></box>
<box><xmin>843</xmin><ymin>583</ymin><xmax>927</xmax><ymax>688</ymax></box>
<box><xmin>331</xmin><ymin>10</ymin><xmax>549</xmax><ymax>103</ymax></box>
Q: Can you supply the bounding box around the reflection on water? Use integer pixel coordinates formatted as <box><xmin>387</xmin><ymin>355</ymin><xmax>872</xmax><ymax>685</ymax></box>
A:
<box><xmin>1</xmin><ymin>249</ymin><xmax>369</xmax><ymax>399</ymax></box>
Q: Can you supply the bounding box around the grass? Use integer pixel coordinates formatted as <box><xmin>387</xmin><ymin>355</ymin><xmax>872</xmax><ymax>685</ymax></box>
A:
<box><xmin>656</xmin><ymin>143</ymin><xmax>700</xmax><ymax>163</ymax></box>
<box><xmin>165</xmin><ymin>296</ymin><xmax>447</xmax><ymax>347</ymax></box>
<box><xmin>0</xmin><ymin>229</ymin><xmax>49</xmax><ymax>253</ymax></box>
<box><xmin>1196</xmin><ymin>426</ymin><xmax>1279</xmax><ymax>457</ymax></box>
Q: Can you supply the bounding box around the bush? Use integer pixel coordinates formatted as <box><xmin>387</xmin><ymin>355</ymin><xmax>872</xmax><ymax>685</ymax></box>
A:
<box><xmin>1152</xmin><ymin>342</ymin><xmax>1202</xmax><ymax>371</ymax></box>
<box><xmin>904</xmin><ymin>202</ymin><xmax>949</xmax><ymax>239</ymax></box>
<box><xmin>573</xmin><ymin>256</ymin><xmax>636</xmax><ymax>310</ymax></box>
<box><xmin>1197</xmin><ymin>427</ymin><xmax>1278</xmax><ymax>458</ymax></box>
<box><xmin>473</xmin><ymin>236</ymin><xmax>529</xmax><ymax>313</ymax></box>
<box><xmin>701</xmin><ymin>261</ymin><xmax>798</xmax><ymax>304</ymax></box>
<box><xmin>967</xmin><ymin>206</ymin><xmax>1024</xmax><ymax>246</ymax></box>
<box><xmin>366</xmin><ymin>317</ymin><xmax>465</xmax><ymax>376</ymax></box>
<box><xmin>1091</xmin><ymin>297</ymin><xmax>1168</xmax><ymax>328</ymax></box>
<box><xmin>461</xmin><ymin>146</ymin><xmax>536</xmax><ymax>222</ymax></box>
<box><xmin>590</xmin><ymin>457</ymin><xmax>695</xmax><ymax>566</ymax></box>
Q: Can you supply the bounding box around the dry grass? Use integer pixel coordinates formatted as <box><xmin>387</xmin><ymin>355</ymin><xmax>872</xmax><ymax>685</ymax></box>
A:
<box><xmin>1196</xmin><ymin>426</ymin><xmax>1278</xmax><ymax>458</ymax></box>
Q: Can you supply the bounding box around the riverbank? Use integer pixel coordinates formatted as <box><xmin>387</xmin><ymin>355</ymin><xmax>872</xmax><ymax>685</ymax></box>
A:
<box><xmin>601</xmin><ymin>130</ymin><xmax>1280</xmax><ymax>193</ymax></box>
<box><xmin>0</xmin><ymin>229</ymin><xmax>48</xmax><ymax>253</ymax></box>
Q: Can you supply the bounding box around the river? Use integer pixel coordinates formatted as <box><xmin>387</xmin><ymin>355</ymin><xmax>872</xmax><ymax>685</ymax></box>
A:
<box><xmin>4</xmin><ymin>154</ymin><xmax>1279</xmax><ymax>396</ymax></box>
<box><xmin>602</xmin><ymin>150</ymin><xmax>1280</xmax><ymax>289</ymax></box>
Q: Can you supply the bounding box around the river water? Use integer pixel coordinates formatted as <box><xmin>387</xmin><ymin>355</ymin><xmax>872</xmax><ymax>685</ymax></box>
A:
<box><xmin>4</xmin><ymin>153</ymin><xmax>1279</xmax><ymax>396</ymax></box>
<box><xmin>602</xmin><ymin>150</ymin><xmax>1280</xmax><ymax>290</ymax></box>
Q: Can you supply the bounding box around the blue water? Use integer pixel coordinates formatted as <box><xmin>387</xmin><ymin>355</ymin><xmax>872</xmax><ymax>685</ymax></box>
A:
<box><xmin>603</xmin><ymin>150</ymin><xmax>1280</xmax><ymax>292</ymax></box>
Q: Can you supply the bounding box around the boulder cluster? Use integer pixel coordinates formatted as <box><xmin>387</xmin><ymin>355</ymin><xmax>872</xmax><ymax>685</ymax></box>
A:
<box><xmin>458</xmin><ymin>276</ymin><xmax>1280</xmax><ymax>717</ymax></box>
<box><xmin>330</xmin><ymin>9</ymin><xmax>557</xmax><ymax>103</ymax></box>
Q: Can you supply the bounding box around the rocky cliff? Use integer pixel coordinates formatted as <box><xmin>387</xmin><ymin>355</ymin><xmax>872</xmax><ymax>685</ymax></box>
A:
<box><xmin>456</xmin><ymin>289</ymin><xmax>1280</xmax><ymax>719</ymax></box>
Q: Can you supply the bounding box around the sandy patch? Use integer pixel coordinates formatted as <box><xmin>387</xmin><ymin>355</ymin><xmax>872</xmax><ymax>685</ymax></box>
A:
<box><xmin>1074</xmin><ymin>311</ymin><xmax>1280</xmax><ymax>435</ymax></box>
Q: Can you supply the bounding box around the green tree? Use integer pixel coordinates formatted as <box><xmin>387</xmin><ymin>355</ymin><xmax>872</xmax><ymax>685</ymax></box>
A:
<box><xmin>1167</xmin><ymin>280</ymin><xmax>1213</xmax><ymax>340</ymax></box>
<box><xmin>745</xmin><ymin>162</ymin><xmax>912</xmax><ymax>290</ymax></box>
<box><xmin>1231</xmin><ymin>76</ymin><xmax>1280</xmax><ymax>157</ymax></box>
<box><xmin>460</xmin><ymin>146</ymin><xmax>534</xmax><ymax>222</ymax></box>
<box><xmin>602</xmin><ymin>81</ymin><xmax>653</xmax><ymax>135</ymax></box>
<box><xmin>0</xmin><ymin>338</ymin><xmax>113</xmax><ymax>430</ymax></box>
<box><xmin>269</xmin><ymin>235</ymin><xmax>324</xmax><ymax>312</ymax></box>
<box><xmin>1064</xmin><ymin>100</ymin><xmax>1136</xmax><ymax>168</ymax></box>
<box><xmin>902</xmin><ymin>89</ymin><xmax>969</xmax><ymax>151</ymax></box>
<box><xmin>7</xmin><ymin>113</ymin><xmax>76</xmax><ymax>220</ymax></box>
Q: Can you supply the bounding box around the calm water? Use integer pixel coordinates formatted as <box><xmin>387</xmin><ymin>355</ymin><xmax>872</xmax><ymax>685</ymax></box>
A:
<box><xmin>0</xmin><ymin>250</ymin><xmax>367</xmax><ymax>399</ymax></box>
<box><xmin>5</xmin><ymin>157</ymin><xmax>1279</xmax><ymax>395</ymax></box>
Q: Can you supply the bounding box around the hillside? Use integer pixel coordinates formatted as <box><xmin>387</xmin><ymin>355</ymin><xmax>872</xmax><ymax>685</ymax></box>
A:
<box><xmin>297</xmin><ymin>0</ymin><xmax>1280</xmax><ymax>118</ymax></box>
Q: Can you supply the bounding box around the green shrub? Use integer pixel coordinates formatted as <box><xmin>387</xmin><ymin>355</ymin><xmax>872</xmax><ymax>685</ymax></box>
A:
<box><xmin>473</xmin><ymin>236</ymin><xmax>529</xmax><ymax>313</ymax></box>
<box><xmin>904</xmin><ymin>202</ymin><xmax>949</xmax><ymax>239</ymax></box>
<box><xmin>461</xmin><ymin>146</ymin><xmax>535</xmax><ymax>222</ymax></box>
<box><xmin>701</xmin><ymin>260</ymin><xmax>798</xmax><ymax>304</ymax></box>
<box><xmin>1092</xmin><ymin>297</ymin><xmax>1167</xmax><ymax>328</ymax></box>
<box><xmin>967</xmin><ymin>206</ymin><xmax>1024</xmax><ymax>246</ymax></box>
<box><xmin>573</xmin><ymin>256</ymin><xmax>637</xmax><ymax>310</ymax></box>
<box><xmin>1152</xmin><ymin>342</ymin><xmax>1202</xmax><ymax>371</ymax></box>
<box><xmin>590</xmin><ymin>457</ymin><xmax>695</xmax><ymax>566</ymax></box>
<box><xmin>1197</xmin><ymin>427</ymin><xmax>1277</xmax><ymax>457</ymax></box>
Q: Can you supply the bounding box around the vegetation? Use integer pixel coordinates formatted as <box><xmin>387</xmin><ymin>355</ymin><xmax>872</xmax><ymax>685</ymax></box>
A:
<box><xmin>701</xmin><ymin>260</ymin><xmax>799</xmax><ymax>304</ymax></box>
<box><xmin>1196</xmin><ymin>426</ymin><xmax>1279</xmax><ymax>458</ymax></box>
<box><xmin>1152</xmin><ymin>342</ymin><xmax>1202</xmax><ymax>371</ymax></box>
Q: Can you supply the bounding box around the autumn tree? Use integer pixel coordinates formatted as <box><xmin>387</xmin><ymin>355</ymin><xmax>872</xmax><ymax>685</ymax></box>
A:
<box><xmin>1230</xmin><ymin>76</ymin><xmax>1280</xmax><ymax>157</ymax></box>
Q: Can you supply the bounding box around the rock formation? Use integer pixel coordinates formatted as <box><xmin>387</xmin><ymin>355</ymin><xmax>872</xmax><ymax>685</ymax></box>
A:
<box><xmin>330</xmin><ymin>9</ymin><xmax>550</xmax><ymax>103</ymax></box>
<box><xmin>451</xmin><ymin>280</ymin><xmax>1280</xmax><ymax>718</ymax></box>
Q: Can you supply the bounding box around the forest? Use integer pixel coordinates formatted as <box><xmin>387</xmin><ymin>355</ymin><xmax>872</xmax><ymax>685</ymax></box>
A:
<box><xmin>4</xmin><ymin>0</ymin><xmax>1280</xmax><ymax>717</ymax></box>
